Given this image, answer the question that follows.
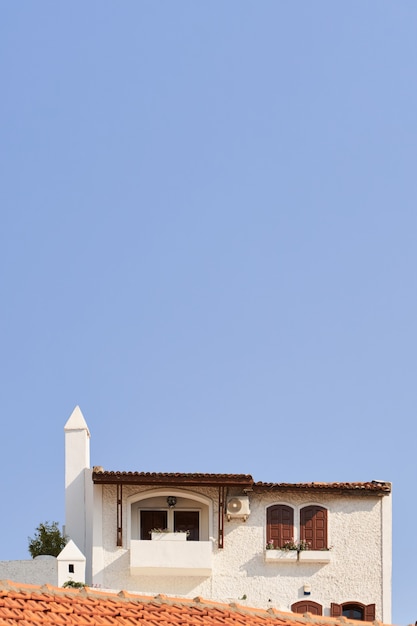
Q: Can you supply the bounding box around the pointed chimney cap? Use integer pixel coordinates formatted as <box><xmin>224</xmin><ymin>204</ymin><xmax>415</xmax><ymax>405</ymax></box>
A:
<box><xmin>64</xmin><ymin>406</ymin><xmax>90</xmax><ymax>436</ymax></box>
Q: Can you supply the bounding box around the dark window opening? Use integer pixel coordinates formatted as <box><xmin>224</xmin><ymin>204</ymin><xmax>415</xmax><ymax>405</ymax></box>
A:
<box><xmin>174</xmin><ymin>511</ymin><xmax>199</xmax><ymax>541</ymax></box>
<box><xmin>140</xmin><ymin>509</ymin><xmax>200</xmax><ymax>541</ymax></box>
<box><xmin>140</xmin><ymin>510</ymin><xmax>168</xmax><ymax>540</ymax></box>
<box><xmin>343</xmin><ymin>606</ymin><xmax>364</xmax><ymax>620</ymax></box>
<box><xmin>331</xmin><ymin>602</ymin><xmax>375</xmax><ymax>622</ymax></box>
<box><xmin>68</xmin><ymin>564</ymin><xmax>74</xmax><ymax>573</ymax></box>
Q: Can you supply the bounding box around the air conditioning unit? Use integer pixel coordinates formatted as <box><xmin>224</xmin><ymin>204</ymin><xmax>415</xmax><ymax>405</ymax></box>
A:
<box><xmin>226</xmin><ymin>496</ymin><xmax>250</xmax><ymax>521</ymax></box>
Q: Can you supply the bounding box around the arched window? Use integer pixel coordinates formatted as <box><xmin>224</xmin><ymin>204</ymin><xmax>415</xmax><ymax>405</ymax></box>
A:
<box><xmin>266</xmin><ymin>505</ymin><xmax>294</xmax><ymax>548</ymax></box>
<box><xmin>129</xmin><ymin>490</ymin><xmax>212</xmax><ymax>543</ymax></box>
<box><xmin>331</xmin><ymin>602</ymin><xmax>375</xmax><ymax>621</ymax></box>
<box><xmin>292</xmin><ymin>601</ymin><xmax>323</xmax><ymax>615</ymax></box>
<box><xmin>300</xmin><ymin>505</ymin><xmax>327</xmax><ymax>550</ymax></box>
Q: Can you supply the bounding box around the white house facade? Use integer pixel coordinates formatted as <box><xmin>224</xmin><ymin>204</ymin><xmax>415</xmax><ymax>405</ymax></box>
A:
<box><xmin>64</xmin><ymin>407</ymin><xmax>392</xmax><ymax>622</ymax></box>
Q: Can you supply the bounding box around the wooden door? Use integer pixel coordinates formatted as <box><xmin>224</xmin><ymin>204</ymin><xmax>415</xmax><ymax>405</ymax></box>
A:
<box><xmin>140</xmin><ymin>510</ymin><xmax>167</xmax><ymax>540</ymax></box>
<box><xmin>174</xmin><ymin>511</ymin><xmax>199</xmax><ymax>541</ymax></box>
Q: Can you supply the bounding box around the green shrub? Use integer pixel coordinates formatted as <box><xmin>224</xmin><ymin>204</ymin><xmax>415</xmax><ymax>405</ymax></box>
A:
<box><xmin>28</xmin><ymin>521</ymin><xmax>67</xmax><ymax>558</ymax></box>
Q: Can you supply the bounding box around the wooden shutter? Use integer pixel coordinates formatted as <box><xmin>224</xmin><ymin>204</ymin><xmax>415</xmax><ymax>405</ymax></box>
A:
<box><xmin>267</xmin><ymin>505</ymin><xmax>294</xmax><ymax>548</ymax></box>
<box><xmin>364</xmin><ymin>604</ymin><xmax>376</xmax><ymax>622</ymax></box>
<box><xmin>331</xmin><ymin>603</ymin><xmax>342</xmax><ymax>617</ymax></box>
<box><xmin>292</xmin><ymin>601</ymin><xmax>323</xmax><ymax>615</ymax></box>
<box><xmin>332</xmin><ymin>602</ymin><xmax>372</xmax><ymax>621</ymax></box>
<box><xmin>300</xmin><ymin>506</ymin><xmax>327</xmax><ymax>550</ymax></box>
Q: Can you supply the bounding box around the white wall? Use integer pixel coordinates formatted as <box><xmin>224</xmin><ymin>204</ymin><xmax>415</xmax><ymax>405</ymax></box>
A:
<box><xmin>64</xmin><ymin>406</ymin><xmax>91</xmax><ymax>557</ymax></box>
<box><xmin>65</xmin><ymin>411</ymin><xmax>390</xmax><ymax>620</ymax></box>
<box><xmin>92</xmin><ymin>483</ymin><xmax>391</xmax><ymax>622</ymax></box>
<box><xmin>57</xmin><ymin>539</ymin><xmax>86</xmax><ymax>587</ymax></box>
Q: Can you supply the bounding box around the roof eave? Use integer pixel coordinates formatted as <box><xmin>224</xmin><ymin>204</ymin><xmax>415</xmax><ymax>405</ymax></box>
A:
<box><xmin>252</xmin><ymin>481</ymin><xmax>392</xmax><ymax>496</ymax></box>
<box><xmin>92</xmin><ymin>471</ymin><xmax>254</xmax><ymax>488</ymax></box>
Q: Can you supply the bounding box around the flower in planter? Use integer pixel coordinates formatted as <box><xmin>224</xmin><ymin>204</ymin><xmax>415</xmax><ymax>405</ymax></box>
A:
<box><xmin>266</xmin><ymin>538</ymin><xmax>312</xmax><ymax>551</ymax></box>
<box><xmin>281</xmin><ymin>539</ymin><xmax>311</xmax><ymax>551</ymax></box>
<box><xmin>149</xmin><ymin>528</ymin><xmax>190</xmax><ymax>536</ymax></box>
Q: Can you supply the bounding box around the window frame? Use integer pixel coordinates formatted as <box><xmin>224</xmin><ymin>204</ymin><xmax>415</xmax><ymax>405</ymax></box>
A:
<box><xmin>331</xmin><ymin>602</ymin><xmax>375</xmax><ymax>622</ymax></box>
<box><xmin>300</xmin><ymin>505</ymin><xmax>328</xmax><ymax>550</ymax></box>
<box><xmin>291</xmin><ymin>601</ymin><xmax>323</xmax><ymax>615</ymax></box>
<box><xmin>139</xmin><ymin>507</ymin><xmax>201</xmax><ymax>540</ymax></box>
<box><xmin>266</xmin><ymin>504</ymin><xmax>294</xmax><ymax>548</ymax></box>
<box><xmin>127</xmin><ymin>488</ymin><xmax>213</xmax><ymax>548</ymax></box>
<box><xmin>265</xmin><ymin>502</ymin><xmax>330</xmax><ymax>551</ymax></box>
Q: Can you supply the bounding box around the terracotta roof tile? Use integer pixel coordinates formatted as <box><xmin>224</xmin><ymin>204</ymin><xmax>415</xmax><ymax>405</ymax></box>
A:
<box><xmin>0</xmin><ymin>581</ymin><xmax>393</xmax><ymax>626</ymax></box>
<box><xmin>92</xmin><ymin>471</ymin><xmax>254</xmax><ymax>487</ymax></box>
<box><xmin>91</xmin><ymin>470</ymin><xmax>391</xmax><ymax>495</ymax></box>
<box><xmin>253</xmin><ymin>481</ymin><xmax>391</xmax><ymax>494</ymax></box>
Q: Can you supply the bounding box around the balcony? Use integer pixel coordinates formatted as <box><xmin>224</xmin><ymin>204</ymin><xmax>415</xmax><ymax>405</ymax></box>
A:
<box><xmin>130</xmin><ymin>538</ymin><xmax>213</xmax><ymax>576</ymax></box>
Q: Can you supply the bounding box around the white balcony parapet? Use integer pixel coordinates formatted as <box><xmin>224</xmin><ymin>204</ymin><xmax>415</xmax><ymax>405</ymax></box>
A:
<box><xmin>130</xmin><ymin>539</ymin><xmax>213</xmax><ymax>576</ymax></box>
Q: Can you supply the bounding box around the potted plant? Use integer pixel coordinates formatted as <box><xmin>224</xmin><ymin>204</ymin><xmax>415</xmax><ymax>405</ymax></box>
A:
<box><xmin>265</xmin><ymin>539</ymin><xmax>298</xmax><ymax>562</ymax></box>
<box><xmin>150</xmin><ymin>529</ymin><xmax>189</xmax><ymax>541</ymax></box>
<box><xmin>264</xmin><ymin>538</ymin><xmax>314</xmax><ymax>562</ymax></box>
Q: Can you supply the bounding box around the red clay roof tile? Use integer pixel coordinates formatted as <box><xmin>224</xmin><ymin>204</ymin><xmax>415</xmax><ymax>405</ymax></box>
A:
<box><xmin>91</xmin><ymin>470</ymin><xmax>391</xmax><ymax>495</ymax></box>
<box><xmin>0</xmin><ymin>581</ymin><xmax>393</xmax><ymax>626</ymax></box>
<box><xmin>253</xmin><ymin>481</ymin><xmax>391</xmax><ymax>494</ymax></box>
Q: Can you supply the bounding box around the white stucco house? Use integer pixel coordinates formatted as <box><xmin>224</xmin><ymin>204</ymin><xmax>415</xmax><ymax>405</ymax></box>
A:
<box><xmin>64</xmin><ymin>406</ymin><xmax>392</xmax><ymax>622</ymax></box>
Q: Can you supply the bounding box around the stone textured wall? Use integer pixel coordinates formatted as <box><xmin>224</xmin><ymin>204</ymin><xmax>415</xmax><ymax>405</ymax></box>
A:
<box><xmin>93</xmin><ymin>485</ymin><xmax>388</xmax><ymax>620</ymax></box>
<box><xmin>0</xmin><ymin>556</ymin><xmax>57</xmax><ymax>586</ymax></box>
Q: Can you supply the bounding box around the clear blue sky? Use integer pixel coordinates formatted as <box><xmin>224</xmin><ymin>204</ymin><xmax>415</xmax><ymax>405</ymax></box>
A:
<box><xmin>1</xmin><ymin>3</ymin><xmax>416</xmax><ymax>624</ymax></box>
